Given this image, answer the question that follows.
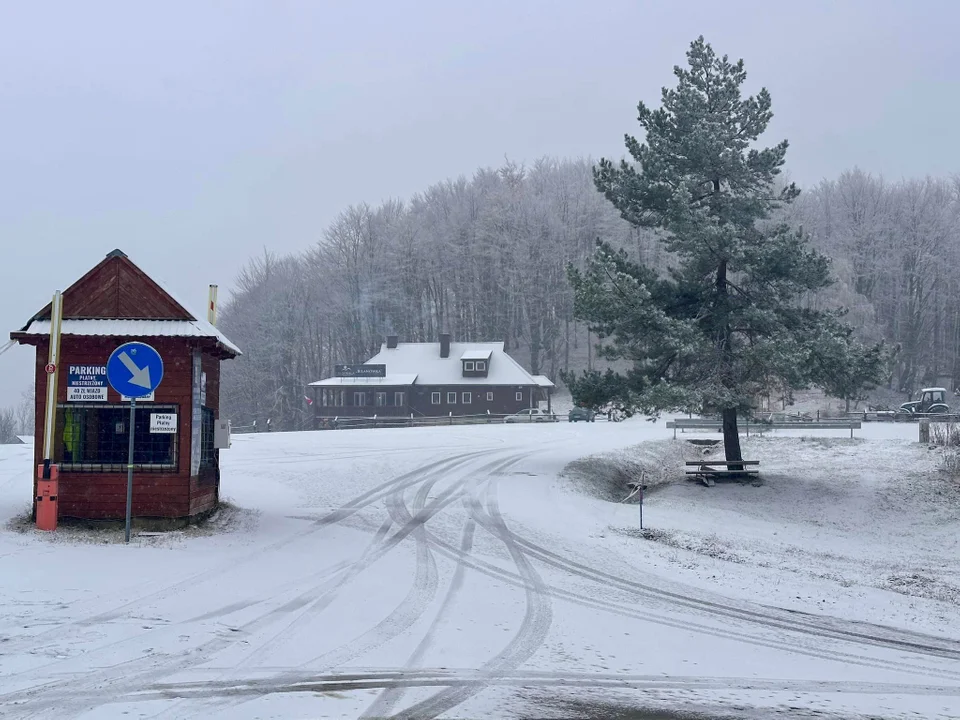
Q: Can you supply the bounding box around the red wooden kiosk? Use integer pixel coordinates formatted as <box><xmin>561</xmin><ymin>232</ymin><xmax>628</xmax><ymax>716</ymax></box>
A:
<box><xmin>10</xmin><ymin>250</ymin><xmax>241</xmax><ymax>525</ymax></box>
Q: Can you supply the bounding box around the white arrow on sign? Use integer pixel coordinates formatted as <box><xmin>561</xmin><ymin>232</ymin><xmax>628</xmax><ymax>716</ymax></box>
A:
<box><xmin>118</xmin><ymin>352</ymin><xmax>152</xmax><ymax>389</ymax></box>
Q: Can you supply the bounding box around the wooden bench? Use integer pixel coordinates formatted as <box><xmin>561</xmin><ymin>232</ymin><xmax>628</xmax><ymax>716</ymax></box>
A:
<box><xmin>685</xmin><ymin>460</ymin><xmax>760</xmax><ymax>486</ymax></box>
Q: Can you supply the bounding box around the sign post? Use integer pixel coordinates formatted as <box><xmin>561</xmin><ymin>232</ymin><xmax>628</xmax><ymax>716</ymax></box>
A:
<box><xmin>106</xmin><ymin>342</ymin><xmax>164</xmax><ymax>543</ymax></box>
<box><xmin>624</xmin><ymin>473</ymin><xmax>648</xmax><ymax>532</ymax></box>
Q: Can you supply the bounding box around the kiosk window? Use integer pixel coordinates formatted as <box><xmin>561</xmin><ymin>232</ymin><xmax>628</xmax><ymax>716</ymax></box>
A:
<box><xmin>200</xmin><ymin>407</ymin><xmax>216</xmax><ymax>470</ymax></box>
<box><xmin>56</xmin><ymin>403</ymin><xmax>179</xmax><ymax>472</ymax></box>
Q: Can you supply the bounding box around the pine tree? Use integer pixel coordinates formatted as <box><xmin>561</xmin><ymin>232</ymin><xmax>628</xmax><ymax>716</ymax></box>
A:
<box><xmin>567</xmin><ymin>37</ymin><xmax>886</xmax><ymax>465</ymax></box>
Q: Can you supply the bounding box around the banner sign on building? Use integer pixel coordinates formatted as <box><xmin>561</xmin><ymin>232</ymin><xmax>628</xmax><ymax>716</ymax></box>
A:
<box><xmin>335</xmin><ymin>364</ymin><xmax>386</xmax><ymax>378</ymax></box>
<box><xmin>67</xmin><ymin>365</ymin><xmax>108</xmax><ymax>402</ymax></box>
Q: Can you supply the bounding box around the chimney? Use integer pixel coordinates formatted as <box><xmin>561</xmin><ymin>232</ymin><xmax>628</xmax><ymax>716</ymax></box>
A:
<box><xmin>439</xmin><ymin>333</ymin><xmax>451</xmax><ymax>358</ymax></box>
<box><xmin>208</xmin><ymin>284</ymin><xmax>218</xmax><ymax>326</ymax></box>
<box><xmin>387</xmin><ymin>335</ymin><xmax>399</xmax><ymax>349</ymax></box>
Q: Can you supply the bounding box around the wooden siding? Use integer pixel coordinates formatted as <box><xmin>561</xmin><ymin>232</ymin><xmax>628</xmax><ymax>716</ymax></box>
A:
<box><xmin>29</xmin><ymin>254</ymin><xmax>193</xmax><ymax>322</ymax></box>
<box><xmin>313</xmin><ymin>384</ymin><xmax>542</xmax><ymax>420</ymax></box>
<box><xmin>31</xmin><ymin>336</ymin><xmax>206</xmax><ymax>520</ymax></box>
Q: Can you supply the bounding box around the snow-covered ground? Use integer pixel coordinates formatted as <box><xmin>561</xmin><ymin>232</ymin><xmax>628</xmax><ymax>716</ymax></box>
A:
<box><xmin>1</xmin><ymin>419</ymin><xmax>959</xmax><ymax>719</ymax></box>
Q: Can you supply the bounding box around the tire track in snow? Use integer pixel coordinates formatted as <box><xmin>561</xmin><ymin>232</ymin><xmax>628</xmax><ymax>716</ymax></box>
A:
<box><xmin>360</xmin><ymin>460</ymin><xmax>524</xmax><ymax>719</ymax></box>
<box><xmin>0</xmin><ymin>452</ymin><xmax>504</xmax><ymax>717</ymax></box>
<box><xmin>127</xmin><ymin>669</ymin><xmax>960</xmax><ymax>701</ymax></box>
<box><xmin>389</xmin><ymin>474</ymin><xmax>554</xmax><ymax>720</ymax></box>
<box><xmin>10</xmin><ymin>669</ymin><xmax>960</xmax><ymax>710</ymax></box>
<box><xmin>0</xmin><ymin>451</ymin><xmax>485</xmax><ymax>663</ymax></box>
<box><xmin>367</xmin><ymin>506</ymin><xmax>960</xmax><ymax>684</ymax></box>
<box><xmin>156</xmin><ymin>455</ymin><xmax>527</xmax><ymax>720</ymax></box>
<box><xmin>359</xmin><ymin>516</ymin><xmax>477</xmax><ymax>719</ymax></box>
<box><xmin>505</xmin><ymin>531</ymin><xmax>960</xmax><ymax>661</ymax></box>
<box><xmin>298</xmin><ymin>454</ymin><xmax>527</xmax><ymax>672</ymax></box>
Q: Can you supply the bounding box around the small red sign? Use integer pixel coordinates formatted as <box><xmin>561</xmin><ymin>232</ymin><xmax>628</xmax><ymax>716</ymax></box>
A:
<box><xmin>44</xmin><ymin>363</ymin><xmax>56</xmax><ymax>374</ymax></box>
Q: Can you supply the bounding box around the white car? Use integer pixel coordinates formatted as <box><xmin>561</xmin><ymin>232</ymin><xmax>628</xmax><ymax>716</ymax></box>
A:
<box><xmin>504</xmin><ymin>408</ymin><xmax>557</xmax><ymax>423</ymax></box>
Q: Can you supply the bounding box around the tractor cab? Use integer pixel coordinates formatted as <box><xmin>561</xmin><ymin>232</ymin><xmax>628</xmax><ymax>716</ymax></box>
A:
<box><xmin>899</xmin><ymin>387</ymin><xmax>950</xmax><ymax>415</ymax></box>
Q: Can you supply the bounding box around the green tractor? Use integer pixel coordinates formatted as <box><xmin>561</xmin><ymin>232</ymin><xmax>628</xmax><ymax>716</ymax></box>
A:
<box><xmin>898</xmin><ymin>387</ymin><xmax>951</xmax><ymax>416</ymax></box>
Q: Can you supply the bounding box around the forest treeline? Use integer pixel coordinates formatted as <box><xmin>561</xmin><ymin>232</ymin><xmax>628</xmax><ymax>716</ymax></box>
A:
<box><xmin>217</xmin><ymin>158</ymin><xmax>960</xmax><ymax>429</ymax></box>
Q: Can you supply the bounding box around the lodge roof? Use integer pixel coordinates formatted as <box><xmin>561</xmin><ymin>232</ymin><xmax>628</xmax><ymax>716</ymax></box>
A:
<box><xmin>311</xmin><ymin>341</ymin><xmax>550</xmax><ymax>388</ymax></box>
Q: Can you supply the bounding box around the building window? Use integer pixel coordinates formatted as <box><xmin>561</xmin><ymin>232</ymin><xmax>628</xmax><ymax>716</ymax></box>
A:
<box><xmin>487</xmin><ymin>391</ymin><xmax>494</xmax><ymax>401</ymax></box>
<box><xmin>200</xmin><ymin>407</ymin><xmax>216</xmax><ymax>470</ymax></box>
<box><xmin>56</xmin><ymin>403</ymin><xmax>178</xmax><ymax>473</ymax></box>
<box><xmin>375</xmin><ymin>392</ymin><xmax>387</xmax><ymax>407</ymax></box>
<box><xmin>516</xmin><ymin>392</ymin><xmax>523</xmax><ymax>401</ymax></box>
<box><xmin>464</xmin><ymin>361</ymin><xmax>475</xmax><ymax>371</ymax></box>
<box><xmin>447</xmin><ymin>391</ymin><xmax>457</xmax><ymax>404</ymax></box>
<box><xmin>476</xmin><ymin>361</ymin><xmax>486</xmax><ymax>372</ymax></box>
<box><xmin>431</xmin><ymin>392</ymin><xmax>441</xmax><ymax>405</ymax></box>
<box><xmin>462</xmin><ymin>392</ymin><xmax>471</xmax><ymax>404</ymax></box>
<box><xmin>395</xmin><ymin>391</ymin><xmax>406</xmax><ymax>407</ymax></box>
<box><xmin>354</xmin><ymin>392</ymin><xmax>366</xmax><ymax>407</ymax></box>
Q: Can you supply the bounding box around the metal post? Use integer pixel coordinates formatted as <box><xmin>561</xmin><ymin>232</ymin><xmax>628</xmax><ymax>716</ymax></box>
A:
<box><xmin>125</xmin><ymin>397</ymin><xmax>136</xmax><ymax>543</ymax></box>
<box><xmin>639</xmin><ymin>488</ymin><xmax>643</xmax><ymax>530</ymax></box>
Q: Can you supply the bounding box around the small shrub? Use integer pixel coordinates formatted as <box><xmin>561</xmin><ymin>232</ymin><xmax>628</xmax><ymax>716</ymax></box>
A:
<box><xmin>941</xmin><ymin>448</ymin><xmax>960</xmax><ymax>475</ymax></box>
<box><xmin>930</xmin><ymin>422</ymin><xmax>960</xmax><ymax>447</ymax></box>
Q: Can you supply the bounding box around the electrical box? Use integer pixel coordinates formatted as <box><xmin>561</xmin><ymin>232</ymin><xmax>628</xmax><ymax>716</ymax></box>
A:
<box><xmin>214</xmin><ymin>419</ymin><xmax>232</xmax><ymax>449</ymax></box>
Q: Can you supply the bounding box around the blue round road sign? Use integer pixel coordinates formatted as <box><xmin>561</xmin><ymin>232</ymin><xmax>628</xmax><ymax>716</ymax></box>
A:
<box><xmin>106</xmin><ymin>342</ymin><xmax>164</xmax><ymax>398</ymax></box>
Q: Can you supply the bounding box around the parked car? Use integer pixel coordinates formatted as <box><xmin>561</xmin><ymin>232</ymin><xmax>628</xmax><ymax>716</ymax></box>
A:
<box><xmin>504</xmin><ymin>408</ymin><xmax>558</xmax><ymax>423</ymax></box>
<box><xmin>568</xmin><ymin>407</ymin><xmax>596</xmax><ymax>422</ymax></box>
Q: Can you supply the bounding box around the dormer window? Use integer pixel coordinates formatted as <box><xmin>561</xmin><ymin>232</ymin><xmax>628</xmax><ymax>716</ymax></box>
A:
<box><xmin>461</xmin><ymin>349</ymin><xmax>491</xmax><ymax>378</ymax></box>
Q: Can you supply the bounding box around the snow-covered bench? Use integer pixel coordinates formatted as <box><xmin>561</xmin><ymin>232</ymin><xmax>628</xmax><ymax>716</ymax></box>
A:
<box><xmin>685</xmin><ymin>460</ymin><xmax>760</xmax><ymax>486</ymax></box>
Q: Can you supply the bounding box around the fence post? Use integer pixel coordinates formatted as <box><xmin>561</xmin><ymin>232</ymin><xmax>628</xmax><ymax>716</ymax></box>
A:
<box><xmin>449</xmin><ymin>411</ymin><xmax>453</xmax><ymax>426</ymax></box>
<box><xmin>919</xmin><ymin>418</ymin><xmax>930</xmax><ymax>444</ymax></box>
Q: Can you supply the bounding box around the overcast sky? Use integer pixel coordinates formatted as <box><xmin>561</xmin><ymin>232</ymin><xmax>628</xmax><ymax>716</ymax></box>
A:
<box><xmin>1</xmin><ymin>0</ymin><xmax>958</xmax><ymax>406</ymax></box>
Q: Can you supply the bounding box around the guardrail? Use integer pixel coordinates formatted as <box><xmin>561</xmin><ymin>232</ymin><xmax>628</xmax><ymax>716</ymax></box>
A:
<box><xmin>845</xmin><ymin>411</ymin><xmax>960</xmax><ymax>423</ymax></box>
<box><xmin>315</xmin><ymin>411</ymin><xmax>562</xmax><ymax>431</ymax></box>
<box><xmin>666</xmin><ymin>418</ymin><xmax>861</xmax><ymax>438</ymax></box>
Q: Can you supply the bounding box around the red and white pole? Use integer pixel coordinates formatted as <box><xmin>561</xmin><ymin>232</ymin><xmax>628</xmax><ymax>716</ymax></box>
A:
<box><xmin>37</xmin><ymin>290</ymin><xmax>63</xmax><ymax>531</ymax></box>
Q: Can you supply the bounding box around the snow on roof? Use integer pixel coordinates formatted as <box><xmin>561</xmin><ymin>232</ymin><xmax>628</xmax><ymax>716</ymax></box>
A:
<box><xmin>21</xmin><ymin>319</ymin><xmax>242</xmax><ymax>356</ymax></box>
<box><xmin>14</xmin><ymin>253</ymin><xmax>241</xmax><ymax>357</ymax></box>
<box><xmin>460</xmin><ymin>349</ymin><xmax>493</xmax><ymax>361</ymax></box>
<box><xmin>367</xmin><ymin>342</ymin><xmax>539</xmax><ymax>386</ymax></box>
<box><xmin>308</xmin><ymin>374</ymin><xmax>418</xmax><ymax>387</ymax></box>
<box><xmin>532</xmin><ymin>374</ymin><xmax>556</xmax><ymax>388</ymax></box>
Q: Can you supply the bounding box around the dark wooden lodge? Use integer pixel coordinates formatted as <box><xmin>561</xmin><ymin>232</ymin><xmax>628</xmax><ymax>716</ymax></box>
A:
<box><xmin>309</xmin><ymin>334</ymin><xmax>554</xmax><ymax>425</ymax></box>
<box><xmin>10</xmin><ymin>250</ymin><xmax>241</xmax><ymax>523</ymax></box>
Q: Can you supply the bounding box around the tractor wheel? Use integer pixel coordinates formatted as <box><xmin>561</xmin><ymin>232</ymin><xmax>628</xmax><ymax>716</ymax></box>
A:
<box><xmin>929</xmin><ymin>404</ymin><xmax>950</xmax><ymax>414</ymax></box>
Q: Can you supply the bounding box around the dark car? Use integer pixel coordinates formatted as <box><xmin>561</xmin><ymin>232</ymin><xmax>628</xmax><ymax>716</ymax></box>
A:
<box><xmin>568</xmin><ymin>406</ymin><xmax>596</xmax><ymax>422</ymax></box>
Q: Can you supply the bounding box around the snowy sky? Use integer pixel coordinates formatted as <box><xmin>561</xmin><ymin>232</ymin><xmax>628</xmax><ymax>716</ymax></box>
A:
<box><xmin>2</xmin><ymin>0</ymin><xmax>958</xmax><ymax>405</ymax></box>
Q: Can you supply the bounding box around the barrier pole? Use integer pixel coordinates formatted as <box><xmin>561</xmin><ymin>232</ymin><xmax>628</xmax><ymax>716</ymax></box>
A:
<box><xmin>41</xmin><ymin>291</ymin><xmax>64</xmax><ymax>478</ymax></box>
